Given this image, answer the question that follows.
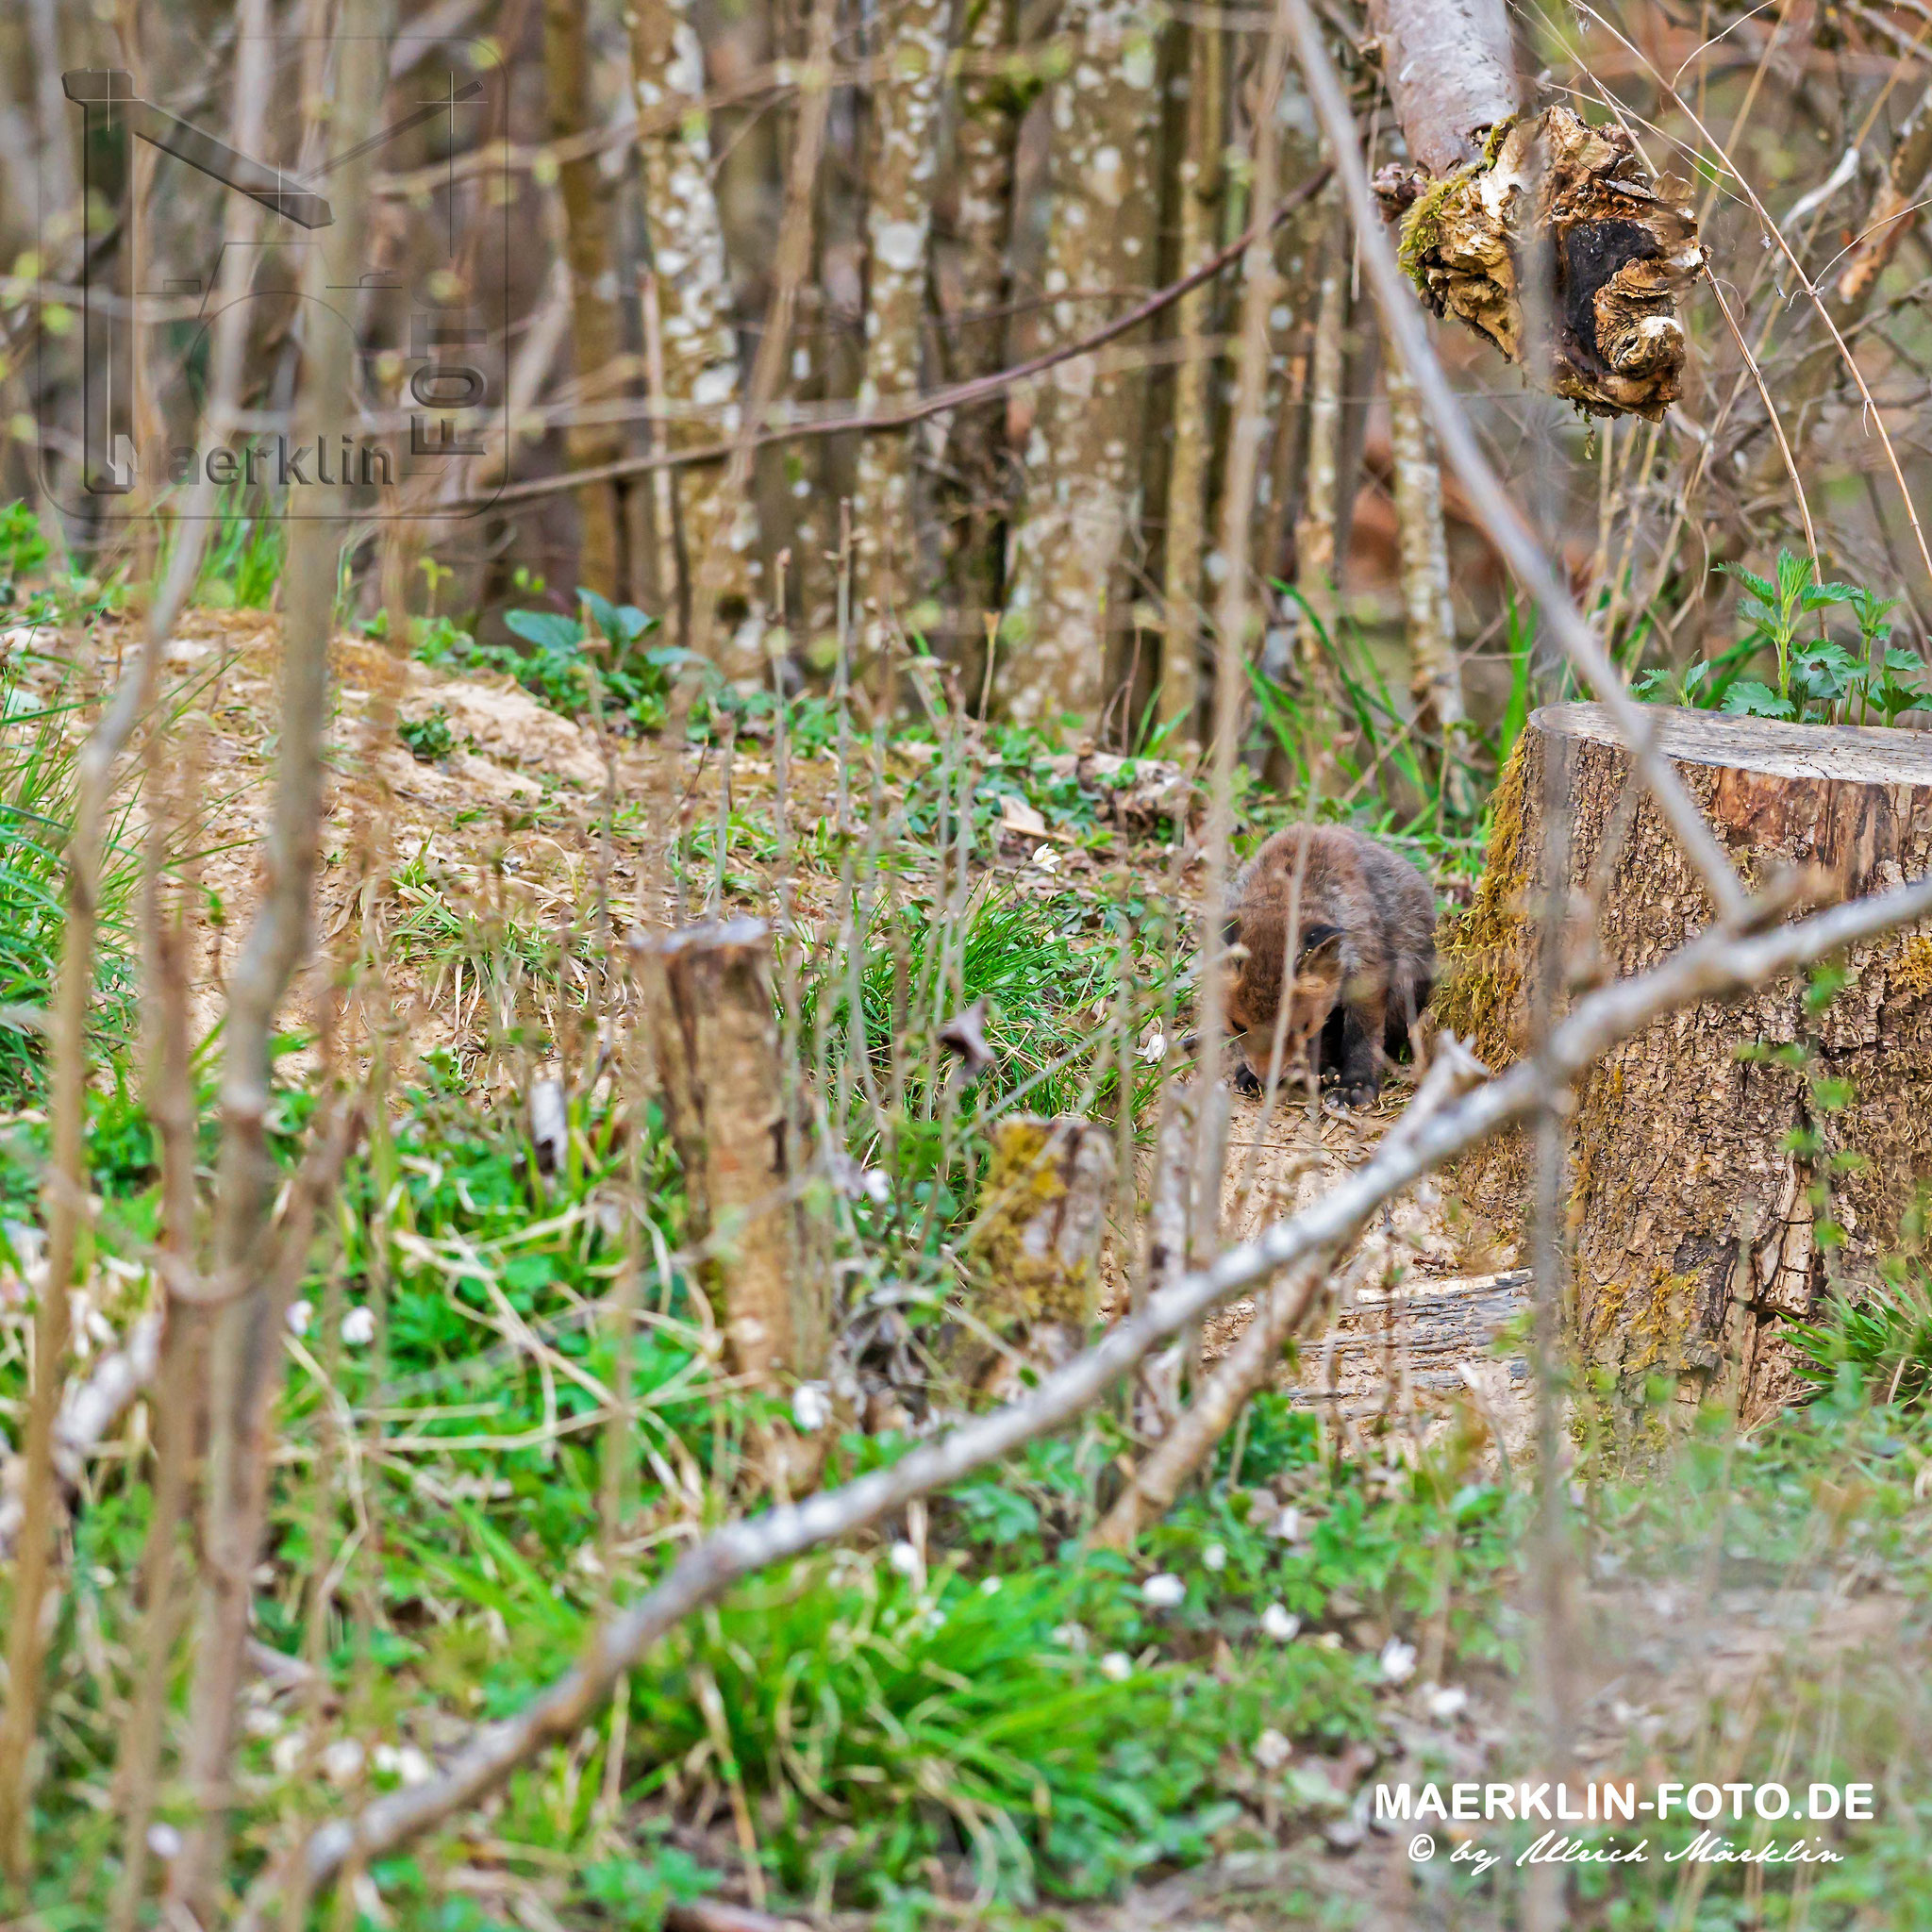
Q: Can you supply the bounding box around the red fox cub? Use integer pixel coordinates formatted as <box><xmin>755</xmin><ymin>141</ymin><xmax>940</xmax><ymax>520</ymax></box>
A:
<box><xmin>1223</xmin><ymin>824</ymin><xmax>1436</xmax><ymax>1107</ymax></box>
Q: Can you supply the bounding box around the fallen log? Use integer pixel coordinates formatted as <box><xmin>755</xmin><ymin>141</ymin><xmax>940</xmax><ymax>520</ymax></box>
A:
<box><xmin>1444</xmin><ymin>703</ymin><xmax>1932</xmax><ymax>1423</ymax></box>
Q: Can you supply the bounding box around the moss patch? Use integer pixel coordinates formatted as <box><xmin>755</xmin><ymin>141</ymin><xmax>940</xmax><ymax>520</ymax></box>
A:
<box><xmin>1433</xmin><ymin>734</ymin><xmax>1533</xmax><ymax>1060</ymax></box>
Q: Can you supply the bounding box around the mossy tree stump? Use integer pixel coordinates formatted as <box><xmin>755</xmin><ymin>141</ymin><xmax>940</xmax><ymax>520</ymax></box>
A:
<box><xmin>1443</xmin><ymin>704</ymin><xmax>1932</xmax><ymax>1423</ymax></box>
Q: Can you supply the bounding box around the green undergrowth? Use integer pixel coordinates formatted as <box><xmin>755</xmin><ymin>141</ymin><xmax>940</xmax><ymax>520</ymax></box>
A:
<box><xmin>9</xmin><ymin>1053</ymin><xmax>1932</xmax><ymax>1924</ymax></box>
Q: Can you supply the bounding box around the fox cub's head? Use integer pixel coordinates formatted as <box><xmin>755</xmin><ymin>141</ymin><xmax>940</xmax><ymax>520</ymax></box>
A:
<box><xmin>1224</xmin><ymin>913</ymin><xmax>1345</xmax><ymax>1064</ymax></box>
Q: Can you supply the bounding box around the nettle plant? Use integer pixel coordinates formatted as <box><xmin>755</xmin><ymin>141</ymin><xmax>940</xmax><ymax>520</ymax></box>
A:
<box><xmin>1635</xmin><ymin>551</ymin><xmax>1932</xmax><ymax>725</ymax></box>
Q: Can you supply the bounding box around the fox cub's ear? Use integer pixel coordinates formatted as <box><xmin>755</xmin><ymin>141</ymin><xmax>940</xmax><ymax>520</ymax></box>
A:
<box><xmin>1297</xmin><ymin>923</ymin><xmax>1344</xmax><ymax>967</ymax></box>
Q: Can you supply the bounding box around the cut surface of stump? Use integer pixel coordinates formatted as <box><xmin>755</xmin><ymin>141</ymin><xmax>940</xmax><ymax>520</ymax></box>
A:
<box><xmin>1444</xmin><ymin>703</ymin><xmax>1932</xmax><ymax>1424</ymax></box>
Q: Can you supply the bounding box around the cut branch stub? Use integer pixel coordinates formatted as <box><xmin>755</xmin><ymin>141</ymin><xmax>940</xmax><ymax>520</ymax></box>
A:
<box><xmin>635</xmin><ymin>918</ymin><xmax>824</xmax><ymax>1382</ymax></box>
<box><xmin>1445</xmin><ymin>704</ymin><xmax>1932</xmax><ymax>1424</ymax></box>
<box><xmin>950</xmin><ymin>1115</ymin><xmax>1115</xmax><ymax>1391</ymax></box>
<box><xmin>1375</xmin><ymin>105</ymin><xmax>1705</xmax><ymax>421</ymax></box>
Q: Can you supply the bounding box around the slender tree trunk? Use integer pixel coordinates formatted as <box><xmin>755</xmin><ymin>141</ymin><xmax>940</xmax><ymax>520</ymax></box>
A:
<box><xmin>1157</xmin><ymin>19</ymin><xmax>1224</xmax><ymax>746</ymax></box>
<box><xmin>169</xmin><ymin>9</ymin><xmax>394</xmax><ymax>1914</ymax></box>
<box><xmin>933</xmin><ymin>0</ymin><xmax>1022</xmax><ymax>674</ymax></box>
<box><xmin>547</xmin><ymin>0</ymin><xmax>628</xmax><ymax>598</ymax></box>
<box><xmin>1385</xmin><ymin>332</ymin><xmax>1473</xmax><ymax>816</ymax></box>
<box><xmin>630</xmin><ymin>0</ymin><xmax>755</xmax><ymax>640</ymax></box>
<box><xmin>854</xmin><ymin>0</ymin><xmax>954</xmax><ymax>640</ymax></box>
<box><xmin>1290</xmin><ymin>224</ymin><xmax>1346</xmax><ymax>777</ymax></box>
<box><xmin>1000</xmin><ymin>0</ymin><xmax>1162</xmax><ymax>728</ymax></box>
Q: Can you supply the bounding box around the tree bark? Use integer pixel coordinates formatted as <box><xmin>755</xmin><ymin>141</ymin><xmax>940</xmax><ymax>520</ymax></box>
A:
<box><xmin>1367</xmin><ymin>0</ymin><xmax>1516</xmax><ymax>176</ymax></box>
<box><xmin>1156</xmin><ymin>18</ymin><xmax>1224</xmax><ymax>746</ymax></box>
<box><xmin>630</xmin><ymin>0</ymin><xmax>755</xmax><ymax>638</ymax></box>
<box><xmin>932</xmin><ymin>0</ymin><xmax>1023</xmax><ymax>672</ymax></box>
<box><xmin>853</xmin><ymin>0</ymin><xmax>954</xmax><ymax>639</ymax></box>
<box><xmin>546</xmin><ymin>0</ymin><xmax>627</xmax><ymax>597</ymax></box>
<box><xmin>1368</xmin><ymin>0</ymin><xmax>1703</xmax><ymax>422</ymax></box>
<box><xmin>1000</xmin><ymin>0</ymin><xmax>1162</xmax><ymax>728</ymax></box>
<box><xmin>636</xmin><ymin>919</ymin><xmax>825</xmax><ymax>1381</ymax></box>
<box><xmin>1385</xmin><ymin>330</ymin><xmax>1473</xmax><ymax>816</ymax></box>
<box><xmin>1443</xmin><ymin>703</ymin><xmax>1932</xmax><ymax>1424</ymax></box>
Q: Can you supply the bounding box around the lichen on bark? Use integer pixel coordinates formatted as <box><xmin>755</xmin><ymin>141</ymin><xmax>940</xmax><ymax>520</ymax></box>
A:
<box><xmin>1375</xmin><ymin>106</ymin><xmax>1706</xmax><ymax>422</ymax></box>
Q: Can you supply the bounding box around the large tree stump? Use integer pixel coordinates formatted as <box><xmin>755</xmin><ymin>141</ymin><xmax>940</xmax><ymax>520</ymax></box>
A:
<box><xmin>635</xmin><ymin>918</ymin><xmax>826</xmax><ymax>1383</ymax></box>
<box><xmin>1443</xmin><ymin>704</ymin><xmax>1932</xmax><ymax>1424</ymax></box>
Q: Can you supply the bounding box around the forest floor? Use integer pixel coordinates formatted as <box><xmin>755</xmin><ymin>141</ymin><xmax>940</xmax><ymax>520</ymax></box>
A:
<box><xmin>10</xmin><ymin>611</ymin><xmax>1931</xmax><ymax>1929</ymax></box>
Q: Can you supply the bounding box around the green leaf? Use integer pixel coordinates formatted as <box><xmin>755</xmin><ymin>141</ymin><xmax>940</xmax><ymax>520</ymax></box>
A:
<box><xmin>1883</xmin><ymin>646</ymin><xmax>1924</xmax><ymax>675</ymax></box>
<box><xmin>1735</xmin><ymin>596</ymin><xmax>1779</xmax><ymax>633</ymax></box>
<box><xmin>1774</xmin><ymin>549</ymin><xmax>1815</xmax><ymax>605</ymax></box>
<box><xmin>504</xmin><ymin>608</ymin><xmax>584</xmax><ymax>653</ymax></box>
<box><xmin>1718</xmin><ymin>560</ymin><xmax>1774</xmax><ymax>603</ymax></box>
<box><xmin>1802</xmin><ymin>581</ymin><xmax>1859</xmax><ymax>609</ymax></box>
<box><xmin>1721</xmin><ymin>679</ymin><xmax>1794</xmax><ymax>720</ymax></box>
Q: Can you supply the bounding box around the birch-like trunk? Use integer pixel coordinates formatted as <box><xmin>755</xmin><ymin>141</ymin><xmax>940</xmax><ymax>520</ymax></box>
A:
<box><xmin>999</xmin><ymin>0</ymin><xmax>1161</xmax><ymax>728</ymax></box>
<box><xmin>547</xmin><ymin>0</ymin><xmax>627</xmax><ymax>597</ymax></box>
<box><xmin>1156</xmin><ymin>20</ymin><xmax>1223</xmax><ymax>745</ymax></box>
<box><xmin>631</xmin><ymin>0</ymin><xmax>756</xmax><ymax>637</ymax></box>
<box><xmin>853</xmin><ymin>0</ymin><xmax>954</xmax><ymax>640</ymax></box>
<box><xmin>1385</xmin><ymin>333</ymin><xmax>1473</xmax><ymax>816</ymax></box>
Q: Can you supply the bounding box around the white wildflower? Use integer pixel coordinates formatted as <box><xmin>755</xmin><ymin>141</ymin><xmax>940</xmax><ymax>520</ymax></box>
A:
<box><xmin>1202</xmin><ymin>1541</ymin><xmax>1228</xmax><ymax>1573</ymax></box>
<box><xmin>321</xmin><ymin>1737</ymin><xmax>366</xmax><ymax>1786</ymax></box>
<box><xmin>285</xmin><ymin>1299</ymin><xmax>313</xmax><ymax>1338</ymax></box>
<box><xmin>1098</xmin><ymin>1651</ymin><xmax>1132</xmax><ymax>1682</ymax></box>
<box><xmin>1141</xmin><ymin>1572</ymin><xmax>1186</xmax><ymax>1609</ymax></box>
<box><xmin>1380</xmin><ymin>1637</ymin><xmax>1418</xmax><ymax>1684</ymax></box>
<box><xmin>1137</xmin><ymin>1027</ymin><xmax>1167</xmax><ymax>1064</ymax></box>
<box><xmin>146</xmin><ymin>1822</ymin><xmax>182</xmax><ymax>1859</ymax></box>
<box><xmin>1030</xmin><ymin>843</ymin><xmax>1059</xmax><ymax>874</ymax></box>
<box><xmin>1253</xmin><ymin>1727</ymin><xmax>1292</xmax><ymax>1771</ymax></box>
<box><xmin>1425</xmin><ymin>1683</ymin><xmax>1468</xmax><ymax>1720</ymax></box>
<box><xmin>791</xmin><ymin>1383</ymin><xmax>831</xmax><ymax>1433</ymax></box>
<box><xmin>340</xmin><ymin>1306</ymin><xmax>376</xmax><ymax>1347</ymax></box>
<box><xmin>1260</xmin><ymin>1603</ymin><xmax>1300</xmax><ymax>1642</ymax></box>
<box><xmin>888</xmin><ymin>1540</ymin><xmax>920</xmax><ymax>1577</ymax></box>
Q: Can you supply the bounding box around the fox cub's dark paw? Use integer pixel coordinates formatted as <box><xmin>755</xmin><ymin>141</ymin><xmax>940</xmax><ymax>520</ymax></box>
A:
<box><xmin>1232</xmin><ymin>1061</ymin><xmax>1263</xmax><ymax>1097</ymax></box>
<box><xmin>1329</xmin><ymin>1077</ymin><xmax>1381</xmax><ymax>1110</ymax></box>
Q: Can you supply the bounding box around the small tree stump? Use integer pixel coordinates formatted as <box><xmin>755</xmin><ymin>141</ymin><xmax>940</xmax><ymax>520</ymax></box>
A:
<box><xmin>635</xmin><ymin>918</ymin><xmax>825</xmax><ymax>1383</ymax></box>
<box><xmin>1443</xmin><ymin>703</ymin><xmax>1932</xmax><ymax>1424</ymax></box>
<box><xmin>952</xmin><ymin>1115</ymin><xmax>1115</xmax><ymax>1395</ymax></box>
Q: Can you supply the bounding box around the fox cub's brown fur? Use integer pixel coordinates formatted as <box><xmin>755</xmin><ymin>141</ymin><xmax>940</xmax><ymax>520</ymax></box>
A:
<box><xmin>1224</xmin><ymin>824</ymin><xmax>1436</xmax><ymax>1107</ymax></box>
